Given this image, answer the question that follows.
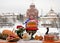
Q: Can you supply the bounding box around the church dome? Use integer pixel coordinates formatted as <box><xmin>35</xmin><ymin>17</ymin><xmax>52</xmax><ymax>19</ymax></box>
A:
<box><xmin>48</xmin><ymin>9</ymin><xmax>56</xmax><ymax>14</ymax></box>
<box><xmin>47</xmin><ymin>9</ymin><xmax>57</xmax><ymax>17</ymax></box>
<box><xmin>30</xmin><ymin>3</ymin><xmax>35</xmax><ymax>8</ymax></box>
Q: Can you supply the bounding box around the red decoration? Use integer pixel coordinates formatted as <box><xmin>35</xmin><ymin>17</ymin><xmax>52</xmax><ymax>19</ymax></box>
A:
<box><xmin>16</xmin><ymin>25</ymin><xmax>23</xmax><ymax>29</ymax></box>
<box><xmin>26</xmin><ymin>27</ymin><xmax>38</xmax><ymax>31</ymax></box>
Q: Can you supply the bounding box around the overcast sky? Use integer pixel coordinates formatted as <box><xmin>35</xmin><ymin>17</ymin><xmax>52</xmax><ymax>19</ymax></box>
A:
<box><xmin>0</xmin><ymin>0</ymin><xmax>60</xmax><ymax>15</ymax></box>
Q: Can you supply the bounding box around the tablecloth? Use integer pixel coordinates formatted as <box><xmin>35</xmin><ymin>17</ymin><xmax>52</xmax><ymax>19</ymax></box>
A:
<box><xmin>17</xmin><ymin>40</ymin><xmax>42</xmax><ymax>43</ymax></box>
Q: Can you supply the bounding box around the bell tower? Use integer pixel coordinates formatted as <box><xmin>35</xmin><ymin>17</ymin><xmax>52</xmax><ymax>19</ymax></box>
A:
<box><xmin>26</xmin><ymin>3</ymin><xmax>38</xmax><ymax>20</ymax></box>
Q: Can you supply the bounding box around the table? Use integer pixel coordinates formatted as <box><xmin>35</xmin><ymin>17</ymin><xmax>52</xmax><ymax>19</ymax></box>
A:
<box><xmin>0</xmin><ymin>39</ymin><xmax>42</xmax><ymax>43</ymax></box>
<box><xmin>17</xmin><ymin>40</ymin><xmax>42</xmax><ymax>43</ymax></box>
<box><xmin>1</xmin><ymin>39</ymin><xmax>60</xmax><ymax>43</ymax></box>
<box><xmin>43</xmin><ymin>40</ymin><xmax>60</xmax><ymax>43</ymax></box>
<box><xmin>0</xmin><ymin>39</ymin><xmax>16</xmax><ymax>43</ymax></box>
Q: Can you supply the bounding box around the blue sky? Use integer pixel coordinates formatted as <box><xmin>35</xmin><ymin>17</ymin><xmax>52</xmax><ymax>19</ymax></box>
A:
<box><xmin>0</xmin><ymin>0</ymin><xmax>60</xmax><ymax>15</ymax></box>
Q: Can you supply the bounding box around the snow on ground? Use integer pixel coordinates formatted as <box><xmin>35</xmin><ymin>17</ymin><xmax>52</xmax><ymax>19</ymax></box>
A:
<box><xmin>33</xmin><ymin>27</ymin><xmax>59</xmax><ymax>37</ymax></box>
<box><xmin>0</xmin><ymin>21</ymin><xmax>59</xmax><ymax>38</ymax></box>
